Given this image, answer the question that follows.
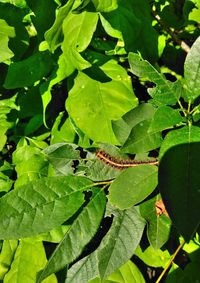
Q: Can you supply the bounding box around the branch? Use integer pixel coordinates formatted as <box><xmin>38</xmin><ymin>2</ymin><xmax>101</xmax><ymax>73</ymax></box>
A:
<box><xmin>152</xmin><ymin>12</ymin><xmax>191</xmax><ymax>53</ymax></box>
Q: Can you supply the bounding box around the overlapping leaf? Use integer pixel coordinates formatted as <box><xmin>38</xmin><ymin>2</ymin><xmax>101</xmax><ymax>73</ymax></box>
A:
<box><xmin>65</xmin><ymin>206</ymin><xmax>145</xmax><ymax>282</ymax></box>
<box><xmin>37</xmin><ymin>189</ymin><xmax>106</xmax><ymax>282</ymax></box>
<box><xmin>0</xmin><ymin>176</ymin><xmax>91</xmax><ymax>239</ymax></box>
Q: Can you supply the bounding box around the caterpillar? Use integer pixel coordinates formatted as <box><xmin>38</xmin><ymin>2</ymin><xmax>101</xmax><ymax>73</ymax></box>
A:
<box><xmin>96</xmin><ymin>150</ymin><xmax>158</xmax><ymax>170</ymax></box>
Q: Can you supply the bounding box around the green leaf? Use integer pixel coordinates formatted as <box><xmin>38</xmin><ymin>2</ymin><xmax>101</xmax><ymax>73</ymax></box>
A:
<box><xmin>51</xmin><ymin>115</ymin><xmax>76</xmax><ymax>144</ymax></box>
<box><xmin>148</xmin><ymin>106</ymin><xmax>183</xmax><ymax>133</ymax></box>
<box><xmin>12</xmin><ymin>142</ymin><xmax>48</xmax><ymax>188</ymax></box>
<box><xmin>107</xmin><ymin>260</ymin><xmax>145</xmax><ymax>283</ymax></box>
<box><xmin>159</xmin><ymin>126</ymin><xmax>200</xmax><ymax>240</ymax></box>
<box><xmin>140</xmin><ymin>195</ymin><xmax>171</xmax><ymax>249</ymax></box>
<box><xmin>128</xmin><ymin>53</ymin><xmax>181</xmax><ymax>105</ymax></box>
<box><xmin>61</xmin><ymin>11</ymin><xmax>98</xmax><ymax>70</ymax></box>
<box><xmin>101</xmin><ymin>0</ymin><xmax>158</xmax><ymax>60</ymax></box>
<box><xmin>0</xmin><ymin>19</ymin><xmax>15</xmax><ymax>63</ymax></box>
<box><xmin>37</xmin><ymin>189</ymin><xmax>106</xmax><ymax>282</ymax></box>
<box><xmin>45</xmin><ymin>0</ymin><xmax>75</xmax><ymax>51</ymax></box>
<box><xmin>66</xmin><ymin>61</ymin><xmax>137</xmax><ymax>144</ymax></box>
<box><xmin>65</xmin><ymin>206</ymin><xmax>146</xmax><ymax>282</ymax></box>
<box><xmin>0</xmin><ymin>3</ymin><xmax>29</xmax><ymax>60</ymax></box>
<box><xmin>89</xmin><ymin>260</ymin><xmax>145</xmax><ymax>283</ymax></box>
<box><xmin>184</xmin><ymin>36</ymin><xmax>200</xmax><ymax>101</ymax></box>
<box><xmin>122</xmin><ymin>119</ymin><xmax>162</xmax><ymax>154</ymax></box>
<box><xmin>135</xmin><ymin>245</ymin><xmax>170</xmax><ymax>268</ymax></box>
<box><xmin>26</xmin><ymin>0</ymin><xmax>57</xmax><ymax>42</ymax></box>
<box><xmin>4</xmin><ymin>51</ymin><xmax>54</xmax><ymax>89</ymax></box>
<box><xmin>43</xmin><ymin>143</ymin><xmax>80</xmax><ymax>175</ymax></box>
<box><xmin>108</xmin><ymin>165</ymin><xmax>158</xmax><ymax>210</ymax></box>
<box><xmin>3</xmin><ymin>239</ymin><xmax>57</xmax><ymax>283</ymax></box>
<box><xmin>123</xmin><ymin>103</ymin><xmax>156</xmax><ymax>128</ymax></box>
<box><xmin>0</xmin><ymin>176</ymin><xmax>91</xmax><ymax>239</ymax></box>
<box><xmin>0</xmin><ymin>240</ymin><xmax>18</xmax><ymax>280</ymax></box>
<box><xmin>92</xmin><ymin>0</ymin><xmax>118</xmax><ymax>12</ymax></box>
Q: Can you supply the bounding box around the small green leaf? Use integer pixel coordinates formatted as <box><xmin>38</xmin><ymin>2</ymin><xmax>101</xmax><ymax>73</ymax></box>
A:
<box><xmin>159</xmin><ymin>126</ymin><xmax>200</xmax><ymax>240</ymax></box>
<box><xmin>184</xmin><ymin>36</ymin><xmax>200</xmax><ymax>101</ymax></box>
<box><xmin>61</xmin><ymin>11</ymin><xmax>98</xmax><ymax>70</ymax></box>
<box><xmin>4</xmin><ymin>51</ymin><xmax>54</xmax><ymax>89</ymax></box>
<box><xmin>45</xmin><ymin>0</ymin><xmax>75</xmax><ymax>51</ymax></box>
<box><xmin>140</xmin><ymin>195</ymin><xmax>171</xmax><ymax>249</ymax></box>
<box><xmin>0</xmin><ymin>240</ymin><xmax>18</xmax><ymax>280</ymax></box>
<box><xmin>12</xmin><ymin>143</ymin><xmax>48</xmax><ymax>188</ymax></box>
<box><xmin>108</xmin><ymin>165</ymin><xmax>158</xmax><ymax>210</ymax></box>
<box><xmin>135</xmin><ymin>245</ymin><xmax>170</xmax><ymax>268</ymax></box>
<box><xmin>66</xmin><ymin>206</ymin><xmax>145</xmax><ymax>283</ymax></box>
<box><xmin>0</xmin><ymin>176</ymin><xmax>91</xmax><ymax>239</ymax></box>
<box><xmin>43</xmin><ymin>143</ymin><xmax>80</xmax><ymax>175</ymax></box>
<box><xmin>3</xmin><ymin>239</ymin><xmax>57</xmax><ymax>283</ymax></box>
<box><xmin>122</xmin><ymin>119</ymin><xmax>162</xmax><ymax>154</ymax></box>
<box><xmin>123</xmin><ymin>103</ymin><xmax>156</xmax><ymax>128</ymax></box>
<box><xmin>92</xmin><ymin>0</ymin><xmax>118</xmax><ymax>12</ymax></box>
<box><xmin>128</xmin><ymin>53</ymin><xmax>180</xmax><ymax>105</ymax></box>
<box><xmin>89</xmin><ymin>260</ymin><xmax>145</xmax><ymax>283</ymax></box>
<box><xmin>0</xmin><ymin>19</ymin><xmax>15</xmax><ymax>63</ymax></box>
<box><xmin>148</xmin><ymin>106</ymin><xmax>183</xmax><ymax>133</ymax></box>
<box><xmin>37</xmin><ymin>189</ymin><xmax>106</xmax><ymax>282</ymax></box>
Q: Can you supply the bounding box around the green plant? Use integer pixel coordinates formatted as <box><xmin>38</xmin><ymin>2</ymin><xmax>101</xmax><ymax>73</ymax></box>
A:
<box><xmin>0</xmin><ymin>0</ymin><xmax>200</xmax><ymax>282</ymax></box>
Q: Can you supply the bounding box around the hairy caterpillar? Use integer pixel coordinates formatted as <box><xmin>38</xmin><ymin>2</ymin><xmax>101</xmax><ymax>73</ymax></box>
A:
<box><xmin>96</xmin><ymin>150</ymin><xmax>158</xmax><ymax>170</ymax></box>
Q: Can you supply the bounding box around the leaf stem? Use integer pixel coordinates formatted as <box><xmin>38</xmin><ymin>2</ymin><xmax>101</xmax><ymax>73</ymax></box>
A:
<box><xmin>155</xmin><ymin>240</ymin><xmax>185</xmax><ymax>283</ymax></box>
<box><xmin>178</xmin><ymin>100</ymin><xmax>187</xmax><ymax>117</ymax></box>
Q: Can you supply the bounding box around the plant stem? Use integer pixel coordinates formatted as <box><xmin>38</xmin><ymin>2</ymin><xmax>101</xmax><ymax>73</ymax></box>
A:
<box><xmin>155</xmin><ymin>240</ymin><xmax>185</xmax><ymax>283</ymax></box>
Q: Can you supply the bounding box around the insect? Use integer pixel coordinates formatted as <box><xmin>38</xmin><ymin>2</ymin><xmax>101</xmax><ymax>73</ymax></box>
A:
<box><xmin>96</xmin><ymin>150</ymin><xmax>158</xmax><ymax>170</ymax></box>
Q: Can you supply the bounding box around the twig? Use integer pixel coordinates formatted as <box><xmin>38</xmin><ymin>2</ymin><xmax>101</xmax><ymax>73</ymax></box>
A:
<box><xmin>152</xmin><ymin>11</ymin><xmax>191</xmax><ymax>53</ymax></box>
<box><xmin>155</xmin><ymin>240</ymin><xmax>185</xmax><ymax>283</ymax></box>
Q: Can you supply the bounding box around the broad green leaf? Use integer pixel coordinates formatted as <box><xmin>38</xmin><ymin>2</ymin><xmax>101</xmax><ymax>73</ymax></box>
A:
<box><xmin>148</xmin><ymin>106</ymin><xmax>183</xmax><ymax>133</ymax></box>
<box><xmin>140</xmin><ymin>195</ymin><xmax>171</xmax><ymax>249</ymax></box>
<box><xmin>0</xmin><ymin>240</ymin><xmax>18</xmax><ymax>280</ymax></box>
<box><xmin>17</xmin><ymin>86</ymin><xmax>43</xmax><ymax>119</ymax></box>
<box><xmin>128</xmin><ymin>53</ymin><xmax>181</xmax><ymax>105</ymax></box>
<box><xmin>3</xmin><ymin>239</ymin><xmax>57</xmax><ymax>283</ymax></box>
<box><xmin>122</xmin><ymin>119</ymin><xmax>162</xmax><ymax>154</ymax></box>
<box><xmin>135</xmin><ymin>245</ymin><xmax>170</xmax><ymax>268</ymax></box>
<box><xmin>89</xmin><ymin>260</ymin><xmax>145</xmax><ymax>283</ymax></box>
<box><xmin>37</xmin><ymin>189</ymin><xmax>106</xmax><ymax>282</ymax></box>
<box><xmin>159</xmin><ymin>126</ymin><xmax>200</xmax><ymax>240</ymax></box>
<box><xmin>184</xmin><ymin>36</ymin><xmax>200</xmax><ymax>101</ymax></box>
<box><xmin>61</xmin><ymin>11</ymin><xmax>98</xmax><ymax>70</ymax></box>
<box><xmin>0</xmin><ymin>176</ymin><xmax>91</xmax><ymax>239</ymax></box>
<box><xmin>92</xmin><ymin>0</ymin><xmax>118</xmax><ymax>12</ymax></box>
<box><xmin>45</xmin><ymin>0</ymin><xmax>75</xmax><ymax>51</ymax></box>
<box><xmin>108</xmin><ymin>165</ymin><xmax>158</xmax><ymax>210</ymax></box>
<box><xmin>4</xmin><ymin>51</ymin><xmax>54</xmax><ymax>89</ymax></box>
<box><xmin>66</xmin><ymin>61</ymin><xmax>137</xmax><ymax>144</ymax></box>
<box><xmin>0</xmin><ymin>19</ymin><xmax>15</xmax><ymax>63</ymax></box>
<box><xmin>65</xmin><ymin>206</ymin><xmax>146</xmax><ymax>282</ymax></box>
<box><xmin>43</xmin><ymin>143</ymin><xmax>80</xmax><ymax>175</ymax></box>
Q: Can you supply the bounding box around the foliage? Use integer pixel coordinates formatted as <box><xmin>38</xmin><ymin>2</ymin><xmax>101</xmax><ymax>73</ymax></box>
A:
<box><xmin>0</xmin><ymin>0</ymin><xmax>200</xmax><ymax>282</ymax></box>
